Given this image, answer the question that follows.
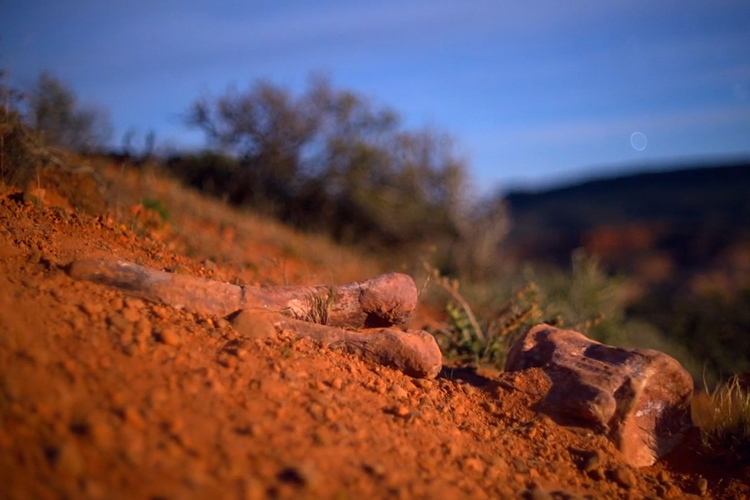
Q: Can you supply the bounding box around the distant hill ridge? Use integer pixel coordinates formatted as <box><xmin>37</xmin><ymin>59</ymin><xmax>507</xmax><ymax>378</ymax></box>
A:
<box><xmin>505</xmin><ymin>159</ymin><xmax>750</xmax><ymax>233</ymax></box>
<box><xmin>507</xmin><ymin>159</ymin><xmax>750</xmax><ymax>198</ymax></box>
<box><xmin>503</xmin><ymin>158</ymin><xmax>750</xmax><ymax>267</ymax></box>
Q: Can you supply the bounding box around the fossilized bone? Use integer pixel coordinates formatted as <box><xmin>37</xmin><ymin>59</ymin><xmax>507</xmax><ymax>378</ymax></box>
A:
<box><xmin>505</xmin><ymin>325</ymin><xmax>693</xmax><ymax>467</ymax></box>
<box><xmin>238</xmin><ymin>311</ymin><xmax>442</xmax><ymax>378</ymax></box>
<box><xmin>68</xmin><ymin>259</ymin><xmax>417</xmax><ymax>327</ymax></box>
<box><xmin>67</xmin><ymin>259</ymin><xmax>442</xmax><ymax>378</ymax></box>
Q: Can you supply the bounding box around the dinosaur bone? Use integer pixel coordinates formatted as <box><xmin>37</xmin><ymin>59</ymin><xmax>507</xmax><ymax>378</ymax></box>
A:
<box><xmin>236</xmin><ymin>311</ymin><xmax>442</xmax><ymax>378</ymax></box>
<box><xmin>67</xmin><ymin>259</ymin><xmax>441</xmax><ymax>378</ymax></box>
<box><xmin>67</xmin><ymin>259</ymin><xmax>417</xmax><ymax>328</ymax></box>
<box><xmin>505</xmin><ymin>324</ymin><xmax>693</xmax><ymax>467</ymax></box>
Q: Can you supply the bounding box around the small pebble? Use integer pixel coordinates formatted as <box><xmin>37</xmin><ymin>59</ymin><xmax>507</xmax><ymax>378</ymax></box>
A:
<box><xmin>108</xmin><ymin>314</ymin><xmax>132</xmax><ymax>332</ymax></box>
<box><xmin>581</xmin><ymin>450</ymin><xmax>602</xmax><ymax>472</ymax></box>
<box><xmin>525</xmin><ymin>484</ymin><xmax>552</xmax><ymax>500</ymax></box>
<box><xmin>389</xmin><ymin>384</ymin><xmax>408</xmax><ymax>399</ymax></box>
<box><xmin>589</xmin><ymin>468</ymin><xmax>605</xmax><ymax>481</ymax></box>
<box><xmin>158</xmin><ymin>328</ymin><xmax>181</xmax><ymax>346</ymax></box>
<box><xmin>363</xmin><ymin>462</ymin><xmax>386</xmax><ymax>478</ymax></box>
<box><xmin>122</xmin><ymin>307</ymin><xmax>142</xmax><ymax>323</ymax></box>
<box><xmin>656</xmin><ymin>470</ymin><xmax>670</xmax><ymax>484</ymax></box>
<box><xmin>612</xmin><ymin>466</ymin><xmax>637</xmax><ymax>489</ymax></box>
<box><xmin>53</xmin><ymin>441</ymin><xmax>84</xmax><ymax>476</ymax></box>
<box><xmin>134</xmin><ymin>318</ymin><xmax>152</xmax><ymax>342</ymax></box>
<box><xmin>654</xmin><ymin>484</ymin><xmax>667</xmax><ymax>498</ymax></box>
<box><xmin>512</xmin><ymin>457</ymin><xmax>529</xmax><ymax>473</ymax></box>
<box><xmin>481</xmin><ymin>401</ymin><xmax>498</xmax><ymax>413</ymax></box>
<box><xmin>462</xmin><ymin>457</ymin><xmax>484</xmax><ymax>474</ymax></box>
<box><xmin>412</xmin><ymin>378</ymin><xmax>433</xmax><ymax>390</ymax></box>
<box><xmin>393</xmin><ymin>405</ymin><xmax>410</xmax><ymax>417</ymax></box>
<box><xmin>152</xmin><ymin>305</ymin><xmax>171</xmax><ymax>319</ymax></box>
<box><xmin>124</xmin><ymin>297</ymin><xmax>145</xmax><ymax>309</ymax></box>
<box><xmin>122</xmin><ymin>406</ymin><xmax>146</xmax><ymax>430</ymax></box>
<box><xmin>231</xmin><ymin>311</ymin><xmax>276</xmax><ymax>339</ymax></box>
<box><xmin>81</xmin><ymin>302</ymin><xmax>103</xmax><ymax>317</ymax></box>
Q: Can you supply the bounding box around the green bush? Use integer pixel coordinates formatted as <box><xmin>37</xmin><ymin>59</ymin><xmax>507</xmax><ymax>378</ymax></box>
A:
<box><xmin>426</xmin><ymin>249</ymin><xmax>703</xmax><ymax>376</ymax></box>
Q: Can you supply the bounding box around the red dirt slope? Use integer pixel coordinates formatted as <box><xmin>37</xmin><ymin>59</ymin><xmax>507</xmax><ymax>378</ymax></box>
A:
<box><xmin>1</xmin><ymin>165</ymin><xmax>749</xmax><ymax>499</ymax></box>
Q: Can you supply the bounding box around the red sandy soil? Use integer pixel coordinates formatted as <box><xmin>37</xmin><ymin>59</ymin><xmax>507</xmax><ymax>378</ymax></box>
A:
<box><xmin>1</xmin><ymin>162</ymin><xmax>749</xmax><ymax>499</ymax></box>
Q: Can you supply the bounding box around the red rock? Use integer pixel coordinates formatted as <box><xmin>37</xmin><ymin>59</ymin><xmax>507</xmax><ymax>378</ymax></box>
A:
<box><xmin>505</xmin><ymin>324</ymin><xmax>693</xmax><ymax>467</ymax></box>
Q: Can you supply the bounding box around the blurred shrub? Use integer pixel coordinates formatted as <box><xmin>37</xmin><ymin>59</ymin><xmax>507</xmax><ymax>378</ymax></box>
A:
<box><xmin>1</xmin><ymin>69</ymin><xmax>109</xmax><ymax>211</ymax></box>
<box><xmin>179</xmin><ymin>75</ymin><xmax>508</xmax><ymax>272</ymax></box>
<box><xmin>25</xmin><ymin>71</ymin><xmax>111</xmax><ymax>153</ymax></box>
<box><xmin>632</xmin><ymin>286</ymin><xmax>750</xmax><ymax>379</ymax></box>
<box><xmin>1</xmin><ymin>68</ymin><xmax>54</xmax><ymax>187</ymax></box>
<box><xmin>166</xmin><ymin>151</ymin><xmax>241</xmax><ymax>202</ymax></box>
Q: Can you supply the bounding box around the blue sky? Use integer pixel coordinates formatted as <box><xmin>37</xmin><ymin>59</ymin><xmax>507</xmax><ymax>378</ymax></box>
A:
<box><xmin>2</xmin><ymin>0</ymin><xmax>749</xmax><ymax>192</ymax></box>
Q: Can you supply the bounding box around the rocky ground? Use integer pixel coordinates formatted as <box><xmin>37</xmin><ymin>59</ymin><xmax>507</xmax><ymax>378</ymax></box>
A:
<box><xmin>1</xmin><ymin>161</ymin><xmax>749</xmax><ymax>499</ymax></box>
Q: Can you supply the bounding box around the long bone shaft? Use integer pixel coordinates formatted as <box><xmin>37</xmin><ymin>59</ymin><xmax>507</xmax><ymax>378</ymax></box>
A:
<box><xmin>67</xmin><ymin>259</ymin><xmax>418</xmax><ymax>328</ymax></box>
<box><xmin>247</xmin><ymin>311</ymin><xmax>442</xmax><ymax>379</ymax></box>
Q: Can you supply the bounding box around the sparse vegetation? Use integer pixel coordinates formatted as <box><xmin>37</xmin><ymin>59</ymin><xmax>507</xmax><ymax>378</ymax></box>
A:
<box><xmin>426</xmin><ymin>258</ymin><xmax>543</xmax><ymax>367</ymax></box>
<box><xmin>423</xmin><ymin>249</ymin><xmax>708</xmax><ymax>377</ymax></box>
<box><xmin>692</xmin><ymin>376</ymin><xmax>750</xmax><ymax>464</ymax></box>
<box><xmin>424</xmin><ymin>252</ymin><xmax>628</xmax><ymax>369</ymax></box>
<box><xmin>141</xmin><ymin>197</ymin><xmax>170</xmax><ymax>222</ymax></box>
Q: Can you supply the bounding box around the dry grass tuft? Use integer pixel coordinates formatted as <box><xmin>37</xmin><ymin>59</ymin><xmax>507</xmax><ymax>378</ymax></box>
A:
<box><xmin>692</xmin><ymin>375</ymin><xmax>750</xmax><ymax>463</ymax></box>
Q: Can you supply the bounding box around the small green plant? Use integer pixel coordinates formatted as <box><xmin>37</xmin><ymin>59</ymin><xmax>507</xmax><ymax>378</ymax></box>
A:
<box><xmin>692</xmin><ymin>376</ymin><xmax>750</xmax><ymax>463</ymax></box>
<box><xmin>142</xmin><ymin>197</ymin><xmax>170</xmax><ymax>222</ymax></box>
<box><xmin>423</xmin><ymin>261</ymin><xmax>544</xmax><ymax>367</ymax></box>
<box><xmin>422</xmin><ymin>250</ymin><xmax>638</xmax><ymax>369</ymax></box>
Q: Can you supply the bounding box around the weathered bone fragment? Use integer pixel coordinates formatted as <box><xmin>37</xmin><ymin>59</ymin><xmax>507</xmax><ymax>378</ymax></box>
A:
<box><xmin>68</xmin><ymin>259</ymin><xmax>417</xmax><ymax>328</ymax></box>
<box><xmin>67</xmin><ymin>258</ymin><xmax>439</xmax><ymax>377</ymax></box>
<box><xmin>233</xmin><ymin>311</ymin><xmax>442</xmax><ymax>379</ymax></box>
<box><xmin>505</xmin><ymin>324</ymin><xmax>693</xmax><ymax>467</ymax></box>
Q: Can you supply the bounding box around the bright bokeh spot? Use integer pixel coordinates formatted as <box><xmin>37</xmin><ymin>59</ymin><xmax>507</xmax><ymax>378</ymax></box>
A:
<box><xmin>630</xmin><ymin>132</ymin><xmax>648</xmax><ymax>151</ymax></box>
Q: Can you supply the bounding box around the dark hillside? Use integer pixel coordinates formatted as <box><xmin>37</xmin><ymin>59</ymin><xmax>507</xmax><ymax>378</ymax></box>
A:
<box><xmin>504</xmin><ymin>159</ymin><xmax>750</xmax><ymax>268</ymax></box>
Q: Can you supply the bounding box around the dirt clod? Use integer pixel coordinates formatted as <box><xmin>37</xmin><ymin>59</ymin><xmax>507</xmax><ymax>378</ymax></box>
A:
<box><xmin>157</xmin><ymin>327</ymin><xmax>180</xmax><ymax>346</ymax></box>
<box><xmin>392</xmin><ymin>405</ymin><xmax>411</xmax><ymax>417</ymax></box>
<box><xmin>612</xmin><ymin>466</ymin><xmax>637</xmax><ymax>489</ymax></box>
<box><xmin>581</xmin><ymin>449</ymin><xmax>602</xmax><ymax>472</ymax></box>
